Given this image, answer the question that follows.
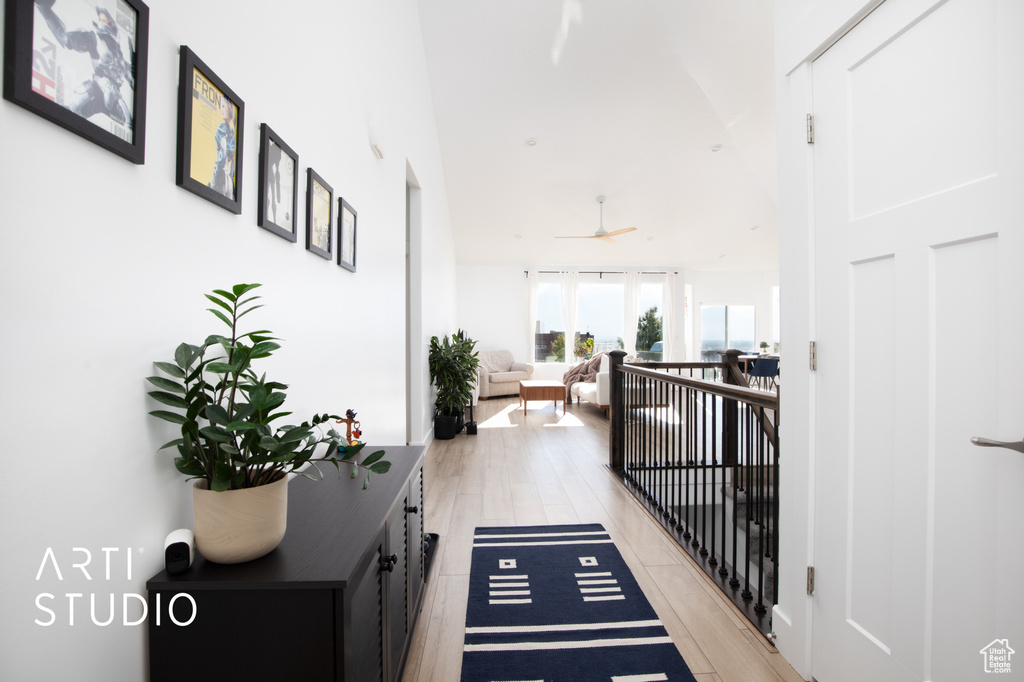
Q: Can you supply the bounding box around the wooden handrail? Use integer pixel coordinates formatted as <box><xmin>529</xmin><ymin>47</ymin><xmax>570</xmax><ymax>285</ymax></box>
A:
<box><xmin>609</xmin><ymin>350</ymin><xmax>779</xmax><ymax>463</ymax></box>
<box><xmin>618</xmin><ymin>363</ymin><xmax>779</xmax><ymax>411</ymax></box>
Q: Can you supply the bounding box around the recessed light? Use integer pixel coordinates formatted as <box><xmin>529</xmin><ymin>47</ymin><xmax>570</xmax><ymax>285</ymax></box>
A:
<box><xmin>751</xmin><ymin>225</ymin><xmax>759</xmax><ymax>231</ymax></box>
<box><xmin>525</xmin><ymin>138</ymin><xmax>539</xmax><ymax>147</ymax></box>
<box><xmin>719</xmin><ymin>254</ymin><xmax>726</xmax><ymax>259</ymax></box>
<box><xmin>710</xmin><ymin>144</ymin><xmax>723</xmax><ymax>152</ymax></box>
<box><xmin>513</xmin><ymin>233</ymin><xmax>523</xmax><ymax>239</ymax></box>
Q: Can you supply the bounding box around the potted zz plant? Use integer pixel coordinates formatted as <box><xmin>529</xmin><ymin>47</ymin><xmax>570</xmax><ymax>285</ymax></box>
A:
<box><xmin>147</xmin><ymin>283</ymin><xmax>390</xmax><ymax>564</ymax></box>
<box><xmin>428</xmin><ymin>330</ymin><xmax>479</xmax><ymax>440</ymax></box>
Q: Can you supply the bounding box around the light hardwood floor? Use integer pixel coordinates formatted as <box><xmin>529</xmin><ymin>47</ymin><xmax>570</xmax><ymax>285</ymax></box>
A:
<box><xmin>401</xmin><ymin>394</ymin><xmax>804</xmax><ymax>682</ymax></box>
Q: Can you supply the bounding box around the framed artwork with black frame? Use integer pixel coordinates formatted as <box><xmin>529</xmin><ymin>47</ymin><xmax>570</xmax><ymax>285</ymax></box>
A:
<box><xmin>337</xmin><ymin>197</ymin><xmax>357</xmax><ymax>272</ymax></box>
<box><xmin>305</xmin><ymin>168</ymin><xmax>333</xmax><ymax>260</ymax></box>
<box><xmin>175</xmin><ymin>45</ymin><xmax>244</xmax><ymax>214</ymax></box>
<box><xmin>2</xmin><ymin>0</ymin><xmax>150</xmax><ymax>164</ymax></box>
<box><xmin>257</xmin><ymin>123</ymin><xmax>298</xmax><ymax>242</ymax></box>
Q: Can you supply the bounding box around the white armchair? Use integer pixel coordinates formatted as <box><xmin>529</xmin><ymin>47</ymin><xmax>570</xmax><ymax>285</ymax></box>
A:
<box><xmin>477</xmin><ymin>350</ymin><xmax>534</xmax><ymax>399</ymax></box>
<box><xmin>566</xmin><ymin>354</ymin><xmax>611</xmax><ymax>418</ymax></box>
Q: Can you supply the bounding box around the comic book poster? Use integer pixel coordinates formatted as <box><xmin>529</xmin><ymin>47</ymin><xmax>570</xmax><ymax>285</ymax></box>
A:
<box><xmin>310</xmin><ymin>179</ymin><xmax>331</xmax><ymax>253</ymax></box>
<box><xmin>188</xmin><ymin>67</ymin><xmax>238</xmax><ymax>201</ymax></box>
<box><xmin>30</xmin><ymin>0</ymin><xmax>138</xmax><ymax>143</ymax></box>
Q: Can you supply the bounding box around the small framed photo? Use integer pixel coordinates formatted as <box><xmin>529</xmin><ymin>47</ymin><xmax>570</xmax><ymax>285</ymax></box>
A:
<box><xmin>2</xmin><ymin>0</ymin><xmax>150</xmax><ymax>164</ymax></box>
<box><xmin>337</xmin><ymin>197</ymin><xmax>357</xmax><ymax>272</ymax></box>
<box><xmin>305</xmin><ymin>168</ymin><xmax>333</xmax><ymax>260</ymax></box>
<box><xmin>175</xmin><ymin>46</ymin><xmax>244</xmax><ymax>214</ymax></box>
<box><xmin>257</xmin><ymin>124</ymin><xmax>298</xmax><ymax>242</ymax></box>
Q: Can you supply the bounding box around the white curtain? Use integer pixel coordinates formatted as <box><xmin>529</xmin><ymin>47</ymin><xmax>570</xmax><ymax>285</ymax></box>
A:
<box><xmin>560</xmin><ymin>271</ymin><xmax>578</xmax><ymax>363</ymax></box>
<box><xmin>526</xmin><ymin>270</ymin><xmax>538</xmax><ymax>363</ymax></box>
<box><xmin>623</xmin><ymin>272</ymin><xmax>640</xmax><ymax>357</ymax></box>
<box><xmin>663</xmin><ymin>272</ymin><xmax>676</xmax><ymax>361</ymax></box>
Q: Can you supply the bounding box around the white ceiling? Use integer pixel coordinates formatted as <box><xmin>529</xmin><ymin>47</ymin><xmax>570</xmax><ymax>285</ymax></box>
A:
<box><xmin>417</xmin><ymin>0</ymin><xmax>779</xmax><ymax>272</ymax></box>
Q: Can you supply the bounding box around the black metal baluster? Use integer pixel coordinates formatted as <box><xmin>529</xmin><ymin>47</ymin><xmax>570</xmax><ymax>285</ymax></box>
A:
<box><xmin>682</xmin><ymin>385</ymin><xmax>692</xmax><ymax>542</ymax></box>
<box><xmin>771</xmin><ymin>408</ymin><xmax>780</xmax><ymax>609</ymax></box>
<box><xmin>663</xmin><ymin>378</ymin><xmax>671</xmax><ymax>518</ymax></box>
<box><xmin>719</xmin><ymin>393</ymin><xmax>731</xmax><ymax>579</ymax></box>
<box><xmin>730</xmin><ymin>404</ymin><xmax>742</xmax><ymax>588</ymax></box>
<box><xmin>755</xmin><ymin>405</ymin><xmax>767</xmax><ymax>614</ymax></box>
<box><xmin>655</xmin><ymin>378</ymin><xmax>663</xmax><ymax>513</ymax></box>
<box><xmin>709</xmin><ymin>393</ymin><xmax>718</xmax><ymax>566</ymax></box>
<box><xmin>698</xmin><ymin>388</ymin><xmax>708</xmax><ymax>556</ymax></box>
<box><xmin>742</xmin><ymin>404</ymin><xmax>753</xmax><ymax>601</ymax></box>
<box><xmin>622</xmin><ymin>372</ymin><xmax>630</xmax><ymax>483</ymax></box>
<box><xmin>671</xmin><ymin>382</ymin><xmax>680</xmax><ymax>530</ymax></box>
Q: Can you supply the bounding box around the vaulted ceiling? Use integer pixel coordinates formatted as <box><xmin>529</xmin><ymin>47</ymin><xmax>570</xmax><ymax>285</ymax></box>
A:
<box><xmin>417</xmin><ymin>0</ymin><xmax>778</xmax><ymax>271</ymax></box>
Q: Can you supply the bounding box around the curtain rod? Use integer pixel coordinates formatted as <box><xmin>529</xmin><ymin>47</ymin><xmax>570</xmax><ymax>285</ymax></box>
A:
<box><xmin>524</xmin><ymin>270</ymin><xmax>678</xmax><ymax>277</ymax></box>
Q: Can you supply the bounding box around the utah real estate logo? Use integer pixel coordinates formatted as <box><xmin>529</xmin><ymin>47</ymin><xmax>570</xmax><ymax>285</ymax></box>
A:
<box><xmin>980</xmin><ymin>639</ymin><xmax>1014</xmax><ymax>675</ymax></box>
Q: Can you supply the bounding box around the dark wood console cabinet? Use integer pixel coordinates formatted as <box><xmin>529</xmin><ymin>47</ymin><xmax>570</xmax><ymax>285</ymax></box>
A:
<box><xmin>147</xmin><ymin>445</ymin><xmax>426</xmax><ymax>682</ymax></box>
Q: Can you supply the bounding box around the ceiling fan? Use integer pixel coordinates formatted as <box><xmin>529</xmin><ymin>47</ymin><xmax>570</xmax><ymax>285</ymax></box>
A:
<box><xmin>555</xmin><ymin>196</ymin><xmax>637</xmax><ymax>244</ymax></box>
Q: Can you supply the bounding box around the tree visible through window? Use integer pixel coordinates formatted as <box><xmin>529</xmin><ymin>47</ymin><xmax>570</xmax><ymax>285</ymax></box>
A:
<box><xmin>636</xmin><ymin>306</ymin><xmax>662</xmax><ymax>360</ymax></box>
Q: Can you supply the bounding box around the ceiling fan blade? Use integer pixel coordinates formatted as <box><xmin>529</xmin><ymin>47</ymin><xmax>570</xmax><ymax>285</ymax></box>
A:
<box><xmin>597</xmin><ymin>236</ymin><xmax>616</xmax><ymax>244</ymax></box>
<box><xmin>601</xmin><ymin>227</ymin><xmax>637</xmax><ymax>238</ymax></box>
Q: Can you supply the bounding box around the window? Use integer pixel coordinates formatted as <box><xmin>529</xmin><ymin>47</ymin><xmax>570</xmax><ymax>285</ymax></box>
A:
<box><xmin>636</xmin><ymin>281</ymin><xmax>664</xmax><ymax>361</ymax></box>
<box><xmin>534</xmin><ymin>280</ymin><xmax>565</xmax><ymax>362</ymax></box>
<box><xmin>577</xmin><ymin>277</ymin><xmax>624</xmax><ymax>359</ymax></box>
<box><xmin>529</xmin><ymin>272</ymin><xmax>672</xmax><ymax>363</ymax></box>
<box><xmin>700</xmin><ymin>304</ymin><xmax>756</xmax><ymax>361</ymax></box>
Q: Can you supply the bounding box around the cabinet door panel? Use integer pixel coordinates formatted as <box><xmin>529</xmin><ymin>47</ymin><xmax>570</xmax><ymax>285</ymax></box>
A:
<box><xmin>343</xmin><ymin>537</ymin><xmax>385</xmax><ymax>682</ymax></box>
<box><xmin>386</xmin><ymin>495</ymin><xmax>409</xmax><ymax>682</ymax></box>
<box><xmin>408</xmin><ymin>466</ymin><xmax>424</xmax><ymax>612</ymax></box>
<box><xmin>149</xmin><ymin>589</ymin><xmax>333</xmax><ymax>682</ymax></box>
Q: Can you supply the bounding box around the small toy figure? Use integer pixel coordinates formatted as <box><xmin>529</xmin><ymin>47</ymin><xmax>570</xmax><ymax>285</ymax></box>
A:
<box><xmin>336</xmin><ymin>409</ymin><xmax>361</xmax><ymax>444</ymax></box>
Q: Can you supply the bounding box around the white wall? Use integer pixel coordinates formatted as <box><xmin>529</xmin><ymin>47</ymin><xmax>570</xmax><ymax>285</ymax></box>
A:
<box><xmin>456</xmin><ymin>265</ymin><xmax>529</xmax><ymax>358</ymax></box>
<box><xmin>0</xmin><ymin>1</ymin><xmax>455</xmax><ymax>679</ymax></box>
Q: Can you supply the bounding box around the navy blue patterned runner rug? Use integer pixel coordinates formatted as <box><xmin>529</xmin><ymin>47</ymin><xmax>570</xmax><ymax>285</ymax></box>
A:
<box><xmin>461</xmin><ymin>523</ymin><xmax>696</xmax><ymax>682</ymax></box>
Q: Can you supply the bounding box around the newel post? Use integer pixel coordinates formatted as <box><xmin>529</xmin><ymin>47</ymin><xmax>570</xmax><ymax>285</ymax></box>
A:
<box><xmin>608</xmin><ymin>350</ymin><xmax>626</xmax><ymax>471</ymax></box>
<box><xmin>720</xmin><ymin>349</ymin><xmax>742</xmax><ymax>467</ymax></box>
<box><xmin>720</xmin><ymin>348</ymin><xmax>747</xmax><ymax>387</ymax></box>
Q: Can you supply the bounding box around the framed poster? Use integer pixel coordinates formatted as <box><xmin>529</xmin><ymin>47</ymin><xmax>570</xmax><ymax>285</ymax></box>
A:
<box><xmin>257</xmin><ymin>124</ymin><xmax>298</xmax><ymax>242</ymax></box>
<box><xmin>305</xmin><ymin>168</ymin><xmax>332</xmax><ymax>260</ymax></box>
<box><xmin>2</xmin><ymin>0</ymin><xmax>150</xmax><ymax>164</ymax></box>
<box><xmin>337</xmin><ymin>197</ymin><xmax>357</xmax><ymax>272</ymax></box>
<box><xmin>175</xmin><ymin>46</ymin><xmax>244</xmax><ymax>214</ymax></box>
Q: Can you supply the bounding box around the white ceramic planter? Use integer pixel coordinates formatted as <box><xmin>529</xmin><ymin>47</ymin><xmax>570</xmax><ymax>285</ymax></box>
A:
<box><xmin>192</xmin><ymin>474</ymin><xmax>288</xmax><ymax>564</ymax></box>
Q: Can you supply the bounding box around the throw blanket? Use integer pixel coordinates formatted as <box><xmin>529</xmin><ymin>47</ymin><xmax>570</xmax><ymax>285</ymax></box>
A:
<box><xmin>561</xmin><ymin>353</ymin><xmax>605</xmax><ymax>400</ymax></box>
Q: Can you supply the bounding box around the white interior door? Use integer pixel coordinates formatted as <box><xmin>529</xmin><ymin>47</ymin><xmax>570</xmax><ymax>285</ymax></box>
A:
<box><xmin>810</xmin><ymin>1</ymin><xmax>1024</xmax><ymax>680</ymax></box>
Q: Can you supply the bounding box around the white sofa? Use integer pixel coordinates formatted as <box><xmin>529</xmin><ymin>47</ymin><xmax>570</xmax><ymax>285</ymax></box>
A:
<box><xmin>567</xmin><ymin>354</ymin><xmax>610</xmax><ymax>418</ymax></box>
<box><xmin>477</xmin><ymin>350</ymin><xmax>534</xmax><ymax>399</ymax></box>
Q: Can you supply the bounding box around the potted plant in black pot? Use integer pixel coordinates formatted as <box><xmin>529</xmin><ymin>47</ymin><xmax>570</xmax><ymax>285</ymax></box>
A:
<box><xmin>428</xmin><ymin>330</ymin><xmax>479</xmax><ymax>440</ymax></box>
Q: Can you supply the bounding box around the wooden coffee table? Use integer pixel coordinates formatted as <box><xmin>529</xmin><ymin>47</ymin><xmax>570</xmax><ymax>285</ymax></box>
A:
<box><xmin>519</xmin><ymin>380</ymin><xmax>566</xmax><ymax>414</ymax></box>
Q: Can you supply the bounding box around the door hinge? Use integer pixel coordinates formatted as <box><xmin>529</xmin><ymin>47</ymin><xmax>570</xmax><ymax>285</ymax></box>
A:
<box><xmin>809</xmin><ymin>341</ymin><xmax>817</xmax><ymax>371</ymax></box>
<box><xmin>807</xmin><ymin>566</ymin><xmax>815</xmax><ymax>595</ymax></box>
<box><xmin>806</xmin><ymin>113</ymin><xmax>815</xmax><ymax>144</ymax></box>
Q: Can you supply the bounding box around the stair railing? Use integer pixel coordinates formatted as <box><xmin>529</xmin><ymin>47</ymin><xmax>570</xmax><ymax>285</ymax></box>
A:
<box><xmin>607</xmin><ymin>349</ymin><xmax>780</xmax><ymax>633</ymax></box>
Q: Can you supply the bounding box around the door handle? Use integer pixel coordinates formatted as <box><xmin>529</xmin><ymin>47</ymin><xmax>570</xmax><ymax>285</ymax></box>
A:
<box><xmin>381</xmin><ymin>553</ymin><xmax>398</xmax><ymax>573</ymax></box>
<box><xmin>970</xmin><ymin>436</ymin><xmax>1024</xmax><ymax>454</ymax></box>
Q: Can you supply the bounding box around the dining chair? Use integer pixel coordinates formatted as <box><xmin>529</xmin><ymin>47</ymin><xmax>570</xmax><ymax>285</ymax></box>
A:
<box><xmin>747</xmin><ymin>357</ymin><xmax>779</xmax><ymax>391</ymax></box>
